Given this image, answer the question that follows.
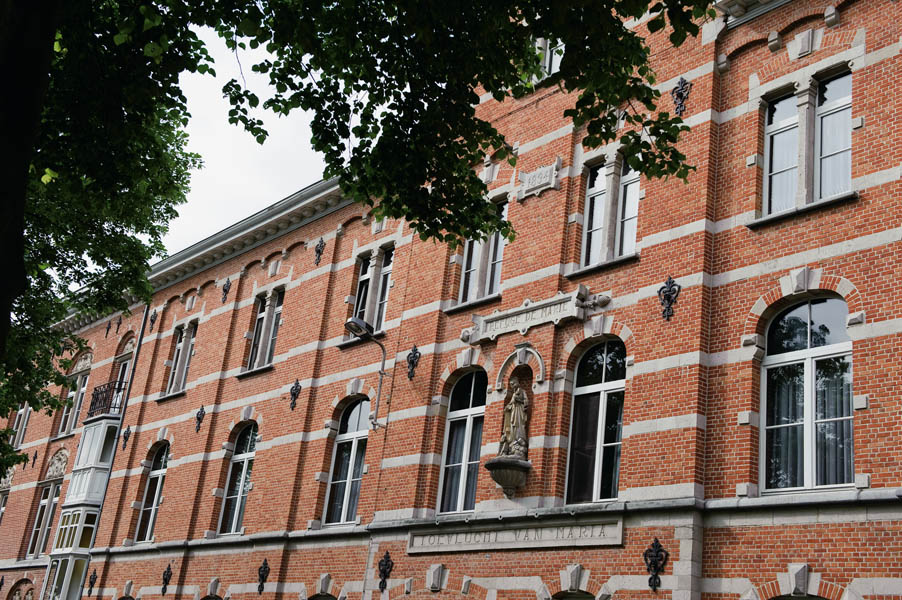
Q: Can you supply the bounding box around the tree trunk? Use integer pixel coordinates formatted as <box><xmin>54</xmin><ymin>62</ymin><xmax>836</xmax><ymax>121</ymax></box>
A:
<box><xmin>0</xmin><ymin>0</ymin><xmax>62</xmax><ymax>365</ymax></box>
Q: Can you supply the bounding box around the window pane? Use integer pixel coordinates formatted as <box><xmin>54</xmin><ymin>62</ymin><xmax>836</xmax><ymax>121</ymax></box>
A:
<box><xmin>566</xmin><ymin>393</ymin><xmax>599</xmax><ymax>504</ymax></box>
<box><xmin>99</xmin><ymin>426</ymin><xmax>117</xmax><ymax>463</ymax></box>
<box><xmin>219</xmin><ymin>496</ymin><xmax>237</xmax><ymax>533</ymax></box>
<box><xmin>820</xmin><ymin>150</ymin><xmax>851</xmax><ymax>198</ymax></box>
<box><xmin>468</xmin><ymin>417</ymin><xmax>484</xmax><ymax>462</ymax></box>
<box><xmin>766</xmin><ymin>363</ymin><xmax>805</xmax><ymax>425</ymax></box>
<box><xmin>325</xmin><ymin>481</ymin><xmax>347</xmax><ymax>523</ymax></box>
<box><xmin>440</xmin><ymin>465</ymin><xmax>462</xmax><ymax>513</ymax></box>
<box><xmin>352</xmin><ymin>439</ymin><xmax>367</xmax><ymax>478</ymax></box>
<box><xmin>766</xmin><ymin>424</ymin><xmax>804</xmax><ymax>489</ymax></box>
<box><xmin>463</xmin><ymin>462</ymin><xmax>480</xmax><ymax>511</ymax></box>
<box><xmin>816</xmin><ymin>419</ymin><xmax>853</xmax><ymax>486</ymax></box>
<box><xmin>603</xmin><ymin>392</ymin><xmax>624</xmax><ymax>444</ymax></box>
<box><xmin>331</xmin><ymin>442</ymin><xmax>352</xmax><ymax>483</ymax></box>
<box><xmin>66</xmin><ymin>559</ymin><xmax>88</xmax><ymax>600</ymax></box>
<box><xmin>621</xmin><ymin>181</ymin><xmax>639</xmax><ymax>220</ymax></box>
<box><xmin>768</xmin><ymin>95</ymin><xmax>796</xmax><ymax>125</ymax></box>
<box><xmin>767</xmin><ymin>303</ymin><xmax>809</xmax><ymax>354</ymax></box>
<box><xmin>769</xmin><ymin>127</ymin><xmax>798</xmax><ymax>172</ymax></box>
<box><xmin>585</xmin><ymin>229</ymin><xmax>602</xmax><ymax>266</ymax></box>
<box><xmin>618</xmin><ymin>218</ymin><xmax>637</xmax><ymax>256</ymax></box>
<box><xmin>810</xmin><ymin>298</ymin><xmax>850</xmax><ymax>348</ymax></box>
<box><xmin>818</xmin><ymin>73</ymin><xmax>851</xmax><ymax>106</ymax></box>
<box><xmin>449</xmin><ymin>373</ymin><xmax>474</xmax><ymax>412</ymax></box>
<box><xmin>346</xmin><ymin>479</ymin><xmax>362</xmax><ymax>521</ymax></box>
<box><xmin>444</xmin><ymin>420</ymin><xmax>466</xmax><ymax>466</ymax></box>
<box><xmin>820</xmin><ymin>108</ymin><xmax>851</xmax><ymax>155</ymax></box>
<box><xmin>605</xmin><ymin>340</ymin><xmax>627</xmax><ymax>382</ymax></box>
<box><xmin>354</xmin><ymin>278</ymin><xmax>369</xmax><ymax>321</ymax></box>
<box><xmin>576</xmin><ymin>345</ymin><xmax>605</xmax><ymax>387</ymax></box>
<box><xmin>815</xmin><ymin>356</ymin><xmax>852</xmax><ymax>420</ymax></box>
<box><xmin>598</xmin><ymin>444</ymin><xmax>620</xmax><ymax>499</ymax></box>
<box><xmin>471</xmin><ymin>370</ymin><xmax>488</xmax><ymax>408</ymax></box>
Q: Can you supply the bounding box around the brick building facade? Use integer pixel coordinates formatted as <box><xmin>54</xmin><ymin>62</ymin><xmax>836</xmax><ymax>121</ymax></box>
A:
<box><xmin>3</xmin><ymin>3</ymin><xmax>901</xmax><ymax>600</ymax></box>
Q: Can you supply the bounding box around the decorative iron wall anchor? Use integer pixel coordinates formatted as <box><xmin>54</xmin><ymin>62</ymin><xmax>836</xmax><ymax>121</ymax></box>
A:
<box><xmin>671</xmin><ymin>77</ymin><xmax>693</xmax><ymax>117</ymax></box>
<box><xmin>116</xmin><ymin>315</ymin><xmax>122</xmax><ymax>333</ymax></box>
<box><xmin>22</xmin><ymin>453</ymin><xmax>28</xmax><ymax>468</ymax></box>
<box><xmin>0</xmin><ymin>575</ymin><xmax>4</xmax><ymax>590</ymax></box>
<box><xmin>121</xmin><ymin>425</ymin><xmax>131</xmax><ymax>450</ymax></box>
<box><xmin>314</xmin><ymin>238</ymin><xmax>326</xmax><ymax>265</ymax></box>
<box><xmin>32</xmin><ymin>451</ymin><xmax>38</xmax><ymax>468</ymax></box>
<box><xmin>195</xmin><ymin>406</ymin><xmax>206</xmax><ymax>432</ymax></box>
<box><xmin>657</xmin><ymin>276</ymin><xmax>681</xmax><ymax>321</ymax></box>
<box><xmin>643</xmin><ymin>538</ymin><xmax>668</xmax><ymax>592</ymax></box>
<box><xmin>105</xmin><ymin>321</ymin><xmax>111</xmax><ymax>338</ymax></box>
<box><xmin>88</xmin><ymin>569</ymin><xmax>98</xmax><ymax>596</ymax></box>
<box><xmin>406</xmin><ymin>346</ymin><xmax>421</xmax><ymax>380</ymax></box>
<box><xmin>257</xmin><ymin>558</ymin><xmax>270</xmax><ymax>595</ymax></box>
<box><xmin>378</xmin><ymin>551</ymin><xmax>394</xmax><ymax>592</ymax></box>
<box><xmin>222</xmin><ymin>278</ymin><xmax>232</xmax><ymax>303</ymax></box>
<box><xmin>289</xmin><ymin>379</ymin><xmax>301</xmax><ymax>411</ymax></box>
<box><xmin>162</xmin><ymin>564</ymin><xmax>173</xmax><ymax>596</ymax></box>
<box><xmin>149</xmin><ymin>309</ymin><xmax>158</xmax><ymax>332</ymax></box>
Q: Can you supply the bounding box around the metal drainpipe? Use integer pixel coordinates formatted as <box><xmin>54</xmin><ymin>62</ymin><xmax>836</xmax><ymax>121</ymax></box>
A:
<box><xmin>87</xmin><ymin>303</ymin><xmax>150</xmax><ymax>559</ymax></box>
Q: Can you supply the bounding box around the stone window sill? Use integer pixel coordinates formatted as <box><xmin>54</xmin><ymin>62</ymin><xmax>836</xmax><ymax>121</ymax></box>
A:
<box><xmin>235</xmin><ymin>363</ymin><xmax>274</xmax><ymax>380</ymax></box>
<box><xmin>337</xmin><ymin>330</ymin><xmax>386</xmax><ymax>349</ymax></box>
<box><xmin>156</xmin><ymin>389</ymin><xmax>187</xmax><ymax>403</ymax></box>
<box><xmin>746</xmin><ymin>191</ymin><xmax>859</xmax><ymax>229</ymax></box>
<box><xmin>566</xmin><ymin>252</ymin><xmax>639</xmax><ymax>279</ymax></box>
<box><xmin>443</xmin><ymin>293</ymin><xmax>502</xmax><ymax>315</ymax></box>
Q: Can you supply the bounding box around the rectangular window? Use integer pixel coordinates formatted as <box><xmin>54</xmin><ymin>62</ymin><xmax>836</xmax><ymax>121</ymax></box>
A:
<box><xmin>580</xmin><ymin>160</ymin><xmax>641</xmax><ymax>267</ymax></box>
<box><xmin>538</xmin><ymin>38</ymin><xmax>564</xmax><ymax>77</ymax></box>
<box><xmin>458</xmin><ymin>204</ymin><xmax>507</xmax><ymax>302</ymax></box>
<box><xmin>0</xmin><ymin>492</ymin><xmax>7</xmax><ymax>526</ymax></box>
<box><xmin>373</xmin><ymin>249</ymin><xmax>393</xmax><ymax>331</ymax></box>
<box><xmin>616</xmin><ymin>164</ymin><xmax>640</xmax><ymax>257</ymax></box>
<box><xmin>353</xmin><ymin>260</ymin><xmax>371</xmax><ymax>322</ymax></box>
<box><xmin>27</xmin><ymin>482</ymin><xmax>61</xmax><ymax>557</ymax></box>
<box><xmin>11</xmin><ymin>404</ymin><xmax>30</xmax><ymax>449</ymax></box>
<box><xmin>350</xmin><ymin>246</ymin><xmax>395</xmax><ymax>333</ymax></box>
<box><xmin>165</xmin><ymin>323</ymin><xmax>196</xmax><ymax>394</ymax></box>
<box><xmin>583</xmin><ymin>166</ymin><xmax>606</xmax><ymax>266</ymax></box>
<box><xmin>246</xmin><ymin>289</ymin><xmax>285</xmax><ymax>370</ymax></box>
<box><xmin>763</xmin><ymin>94</ymin><xmax>799</xmax><ymax>215</ymax></box>
<box><xmin>815</xmin><ymin>73</ymin><xmax>852</xmax><ymax>200</ymax></box>
<box><xmin>58</xmin><ymin>373</ymin><xmax>89</xmax><ymax>436</ymax></box>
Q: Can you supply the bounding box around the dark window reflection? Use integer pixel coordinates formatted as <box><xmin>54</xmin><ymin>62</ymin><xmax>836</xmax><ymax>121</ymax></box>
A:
<box><xmin>576</xmin><ymin>340</ymin><xmax>626</xmax><ymax>387</ymax></box>
<box><xmin>767</xmin><ymin>303</ymin><xmax>809</xmax><ymax>354</ymax></box>
<box><xmin>810</xmin><ymin>298</ymin><xmax>849</xmax><ymax>348</ymax></box>
<box><xmin>566</xmin><ymin>393</ymin><xmax>599</xmax><ymax>504</ymax></box>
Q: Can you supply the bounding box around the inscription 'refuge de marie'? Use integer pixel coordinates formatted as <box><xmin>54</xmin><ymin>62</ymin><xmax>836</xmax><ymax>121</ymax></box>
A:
<box><xmin>407</xmin><ymin>520</ymin><xmax>622</xmax><ymax>553</ymax></box>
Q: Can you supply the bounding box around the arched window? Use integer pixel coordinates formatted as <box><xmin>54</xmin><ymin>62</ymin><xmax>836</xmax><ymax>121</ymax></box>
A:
<box><xmin>219</xmin><ymin>423</ymin><xmax>257</xmax><ymax>534</ymax></box>
<box><xmin>135</xmin><ymin>444</ymin><xmax>168</xmax><ymax>542</ymax></box>
<box><xmin>324</xmin><ymin>399</ymin><xmax>370</xmax><ymax>524</ymax></box>
<box><xmin>438</xmin><ymin>370</ymin><xmax>487</xmax><ymax>513</ymax></box>
<box><xmin>762</xmin><ymin>298</ymin><xmax>852</xmax><ymax>491</ymax></box>
<box><xmin>566</xmin><ymin>339</ymin><xmax>626</xmax><ymax>504</ymax></box>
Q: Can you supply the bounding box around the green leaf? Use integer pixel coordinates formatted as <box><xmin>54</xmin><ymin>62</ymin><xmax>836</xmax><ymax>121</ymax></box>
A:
<box><xmin>40</xmin><ymin>168</ymin><xmax>59</xmax><ymax>184</ymax></box>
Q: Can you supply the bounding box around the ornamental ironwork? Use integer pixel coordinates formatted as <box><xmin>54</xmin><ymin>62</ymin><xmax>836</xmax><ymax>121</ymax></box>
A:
<box><xmin>116</xmin><ymin>315</ymin><xmax>122</xmax><ymax>334</ymax></box>
<box><xmin>643</xmin><ymin>537</ymin><xmax>668</xmax><ymax>592</ymax></box>
<box><xmin>149</xmin><ymin>309</ymin><xmax>158</xmax><ymax>332</ymax></box>
<box><xmin>378</xmin><ymin>551</ymin><xmax>394</xmax><ymax>592</ymax></box>
<box><xmin>257</xmin><ymin>558</ymin><xmax>270</xmax><ymax>595</ymax></box>
<box><xmin>0</xmin><ymin>576</ymin><xmax>4</xmax><ymax>590</ymax></box>
<box><xmin>105</xmin><ymin>321</ymin><xmax>111</xmax><ymax>338</ymax></box>
<box><xmin>88</xmin><ymin>569</ymin><xmax>98</xmax><ymax>596</ymax></box>
<box><xmin>121</xmin><ymin>425</ymin><xmax>131</xmax><ymax>450</ymax></box>
<box><xmin>314</xmin><ymin>238</ymin><xmax>326</xmax><ymax>265</ymax></box>
<box><xmin>222</xmin><ymin>278</ymin><xmax>232</xmax><ymax>303</ymax></box>
<box><xmin>162</xmin><ymin>564</ymin><xmax>173</xmax><ymax>596</ymax></box>
<box><xmin>406</xmin><ymin>346</ymin><xmax>421</xmax><ymax>380</ymax></box>
<box><xmin>195</xmin><ymin>406</ymin><xmax>206</xmax><ymax>432</ymax></box>
<box><xmin>657</xmin><ymin>276</ymin><xmax>681</xmax><ymax>321</ymax></box>
<box><xmin>289</xmin><ymin>379</ymin><xmax>301</xmax><ymax>411</ymax></box>
<box><xmin>32</xmin><ymin>451</ymin><xmax>37</xmax><ymax>469</ymax></box>
<box><xmin>671</xmin><ymin>77</ymin><xmax>692</xmax><ymax>117</ymax></box>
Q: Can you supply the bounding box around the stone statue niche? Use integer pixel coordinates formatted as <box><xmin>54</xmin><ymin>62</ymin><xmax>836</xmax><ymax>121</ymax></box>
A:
<box><xmin>485</xmin><ymin>369</ymin><xmax>533</xmax><ymax>498</ymax></box>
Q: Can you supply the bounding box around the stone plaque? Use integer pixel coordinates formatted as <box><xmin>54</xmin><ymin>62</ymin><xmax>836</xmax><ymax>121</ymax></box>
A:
<box><xmin>408</xmin><ymin>518</ymin><xmax>622</xmax><ymax>553</ymax></box>
<box><xmin>517</xmin><ymin>157</ymin><xmax>562</xmax><ymax>201</ymax></box>
<box><xmin>462</xmin><ymin>285</ymin><xmax>599</xmax><ymax>346</ymax></box>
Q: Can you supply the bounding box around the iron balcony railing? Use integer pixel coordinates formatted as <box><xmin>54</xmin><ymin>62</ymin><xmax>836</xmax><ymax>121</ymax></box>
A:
<box><xmin>86</xmin><ymin>380</ymin><xmax>127</xmax><ymax>418</ymax></box>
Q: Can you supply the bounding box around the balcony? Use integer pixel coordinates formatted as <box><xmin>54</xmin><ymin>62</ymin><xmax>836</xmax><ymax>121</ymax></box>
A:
<box><xmin>86</xmin><ymin>380</ymin><xmax>126</xmax><ymax>419</ymax></box>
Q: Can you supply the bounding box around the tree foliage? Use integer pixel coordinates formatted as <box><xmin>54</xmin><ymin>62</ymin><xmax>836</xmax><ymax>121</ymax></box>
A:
<box><xmin>1</xmin><ymin>0</ymin><xmax>711</xmax><ymax>474</ymax></box>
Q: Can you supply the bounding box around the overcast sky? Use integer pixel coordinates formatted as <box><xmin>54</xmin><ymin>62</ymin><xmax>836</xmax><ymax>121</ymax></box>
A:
<box><xmin>161</xmin><ymin>28</ymin><xmax>327</xmax><ymax>256</ymax></box>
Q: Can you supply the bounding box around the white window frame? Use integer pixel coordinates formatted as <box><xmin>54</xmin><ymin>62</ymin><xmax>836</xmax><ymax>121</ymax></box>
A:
<box><xmin>58</xmin><ymin>373</ymin><xmax>90</xmax><ymax>437</ymax></box>
<box><xmin>218</xmin><ymin>425</ymin><xmax>256</xmax><ymax>535</ymax></box>
<box><xmin>27</xmin><ymin>481</ymin><xmax>61</xmax><ymax>558</ymax></box>
<box><xmin>762</xmin><ymin>93</ymin><xmax>800</xmax><ymax>215</ymax></box>
<box><xmin>134</xmin><ymin>444</ymin><xmax>168</xmax><ymax>542</ymax></box>
<box><xmin>0</xmin><ymin>492</ymin><xmax>8</xmax><ymax>526</ymax></box>
<box><xmin>165</xmin><ymin>322</ymin><xmax>196</xmax><ymax>394</ymax></box>
<box><xmin>580</xmin><ymin>157</ymin><xmax>642</xmax><ymax>268</ymax></box>
<box><xmin>537</xmin><ymin>38</ymin><xmax>564</xmax><ymax>78</ymax></box>
<box><xmin>564</xmin><ymin>342</ymin><xmax>625</xmax><ymax>504</ymax></box>
<box><xmin>458</xmin><ymin>203</ymin><xmax>508</xmax><ymax>303</ymax></box>
<box><xmin>323</xmin><ymin>401</ymin><xmax>369</xmax><ymax>525</ymax></box>
<box><xmin>760</xmin><ymin>307</ymin><xmax>853</xmax><ymax>493</ymax></box>
<box><xmin>437</xmin><ymin>372</ymin><xmax>486</xmax><ymax>514</ymax></box>
<box><xmin>11</xmin><ymin>403</ymin><xmax>31</xmax><ymax>449</ymax></box>
<box><xmin>350</xmin><ymin>246</ymin><xmax>394</xmax><ymax>333</ymax></box>
<box><xmin>813</xmin><ymin>74</ymin><xmax>853</xmax><ymax>201</ymax></box>
<box><xmin>246</xmin><ymin>289</ymin><xmax>285</xmax><ymax>370</ymax></box>
<box><xmin>112</xmin><ymin>355</ymin><xmax>132</xmax><ymax>413</ymax></box>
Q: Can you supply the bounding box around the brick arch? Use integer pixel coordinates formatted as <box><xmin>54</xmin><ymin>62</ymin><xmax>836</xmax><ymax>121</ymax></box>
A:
<box><xmin>544</xmin><ymin>575</ymin><xmax>604</xmax><ymax>600</ymax></box>
<box><xmin>6</xmin><ymin>579</ymin><xmax>34</xmax><ymax>600</ymax></box>
<box><xmin>495</xmin><ymin>344</ymin><xmax>546</xmax><ymax>392</ymax></box>
<box><xmin>742</xmin><ymin>268</ymin><xmax>863</xmax><ymax>338</ymax></box>
<box><xmin>560</xmin><ymin>313</ymin><xmax>633</xmax><ymax>373</ymax></box>
<box><xmin>437</xmin><ymin>347</ymin><xmax>490</xmax><ymax>397</ymax></box>
<box><xmin>146</xmin><ymin>425</ymin><xmax>176</xmax><ymax>451</ymax></box>
<box><xmin>386</xmin><ymin>573</ymin><xmax>489</xmax><ymax>600</ymax></box>
<box><xmin>721</xmin><ymin>3</ymin><xmax>832</xmax><ymax>63</ymax></box>
<box><xmin>754</xmin><ymin>576</ymin><xmax>846</xmax><ymax>600</ymax></box>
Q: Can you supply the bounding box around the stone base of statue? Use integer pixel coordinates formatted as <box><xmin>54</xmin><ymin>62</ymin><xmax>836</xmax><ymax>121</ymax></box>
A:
<box><xmin>485</xmin><ymin>456</ymin><xmax>532</xmax><ymax>499</ymax></box>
